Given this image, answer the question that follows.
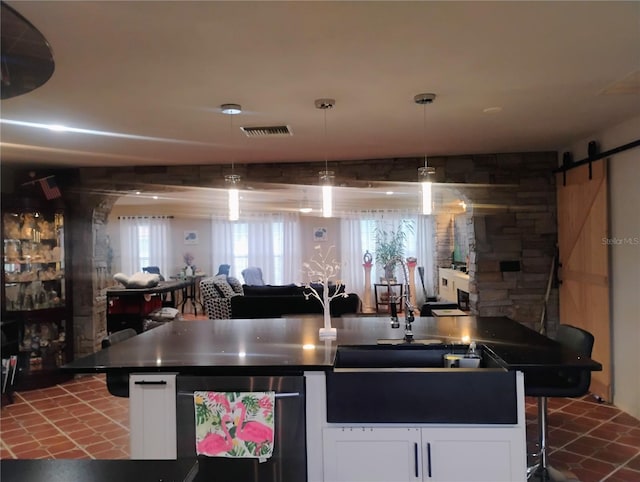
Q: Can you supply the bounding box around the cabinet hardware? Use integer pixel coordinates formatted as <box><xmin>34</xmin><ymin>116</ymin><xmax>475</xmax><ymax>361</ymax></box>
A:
<box><xmin>134</xmin><ymin>380</ymin><xmax>168</xmax><ymax>385</ymax></box>
<box><xmin>426</xmin><ymin>442</ymin><xmax>432</xmax><ymax>478</ymax></box>
<box><xmin>414</xmin><ymin>442</ymin><xmax>419</xmax><ymax>477</ymax></box>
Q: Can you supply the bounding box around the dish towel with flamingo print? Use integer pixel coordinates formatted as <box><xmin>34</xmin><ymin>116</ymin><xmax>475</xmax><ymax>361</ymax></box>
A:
<box><xmin>194</xmin><ymin>391</ymin><xmax>275</xmax><ymax>462</ymax></box>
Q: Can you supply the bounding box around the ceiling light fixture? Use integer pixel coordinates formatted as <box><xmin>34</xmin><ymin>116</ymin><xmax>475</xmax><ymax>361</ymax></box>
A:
<box><xmin>222</xmin><ymin>103</ymin><xmax>242</xmax><ymax>221</ymax></box>
<box><xmin>415</xmin><ymin>93</ymin><xmax>436</xmax><ymax>215</ymax></box>
<box><xmin>315</xmin><ymin>98</ymin><xmax>335</xmax><ymax>218</ymax></box>
<box><xmin>299</xmin><ymin>189</ymin><xmax>313</xmax><ymax>214</ymax></box>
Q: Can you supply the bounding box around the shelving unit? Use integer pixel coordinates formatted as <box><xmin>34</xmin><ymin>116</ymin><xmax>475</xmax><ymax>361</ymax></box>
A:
<box><xmin>1</xmin><ymin>199</ymin><xmax>73</xmax><ymax>390</ymax></box>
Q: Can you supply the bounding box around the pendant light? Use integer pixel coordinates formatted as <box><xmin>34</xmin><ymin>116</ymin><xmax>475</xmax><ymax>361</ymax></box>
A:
<box><xmin>315</xmin><ymin>98</ymin><xmax>335</xmax><ymax>218</ymax></box>
<box><xmin>221</xmin><ymin>103</ymin><xmax>241</xmax><ymax>221</ymax></box>
<box><xmin>299</xmin><ymin>189</ymin><xmax>313</xmax><ymax>214</ymax></box>
<box><xmin>415</xmin><ymin>93</ymin><xmax>436</xmax><ymax>215</ymax></box>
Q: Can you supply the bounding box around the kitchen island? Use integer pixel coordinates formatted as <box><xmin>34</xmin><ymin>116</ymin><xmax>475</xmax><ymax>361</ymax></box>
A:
<box><xmin>62</xmin><ymin>315</ymin><xmax>601</xmax><ymax>482</ymax></box>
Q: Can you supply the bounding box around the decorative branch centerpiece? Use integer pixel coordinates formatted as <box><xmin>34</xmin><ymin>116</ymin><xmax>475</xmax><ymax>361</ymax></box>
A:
<box><xmin>302</xmin><ymin>245</ymin><xmax>347</xmax><ymax>339</ymax></box>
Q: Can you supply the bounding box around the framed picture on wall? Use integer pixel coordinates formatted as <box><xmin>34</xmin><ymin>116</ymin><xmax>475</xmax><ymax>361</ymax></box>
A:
<box><xmin>184</xmin><ymin>231</ymin><xmax>198</xmax><ymax>245</ymax></box>
<box><xmin>313</xmin><ymin>227</ymin><xmax>327</xmax><ymax>242</ymax></box>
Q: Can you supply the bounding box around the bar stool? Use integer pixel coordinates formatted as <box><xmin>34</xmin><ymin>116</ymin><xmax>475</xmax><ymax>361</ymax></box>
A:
<box><xmin>526</xmin><ymin>324</ymin><xmax>594</xmax><ymax>481</ymax></box>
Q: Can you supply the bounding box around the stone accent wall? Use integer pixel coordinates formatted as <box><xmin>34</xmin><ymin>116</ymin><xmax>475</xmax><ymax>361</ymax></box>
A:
<box><xmin>62</xmin><ymin>151</ymin><xmax>557</xmax><ymax>355</ymax></box>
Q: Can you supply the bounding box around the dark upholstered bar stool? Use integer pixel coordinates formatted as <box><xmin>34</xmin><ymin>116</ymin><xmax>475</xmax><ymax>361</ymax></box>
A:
<box><xmin>526</xmin><ymin>324</ymin><xmax>595</xmax><ymax>481</ymax></box>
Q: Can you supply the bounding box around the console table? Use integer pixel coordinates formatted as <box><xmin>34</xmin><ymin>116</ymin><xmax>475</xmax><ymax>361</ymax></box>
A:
<box><xmin>374</xmin><ymin>283</ymin><xmax>403</xmax><ymax>313</ymax></box>
<box><xmin>106</xmin><ymin>280</ymin><xmax>190</xmax><ymax>333</ymax></box>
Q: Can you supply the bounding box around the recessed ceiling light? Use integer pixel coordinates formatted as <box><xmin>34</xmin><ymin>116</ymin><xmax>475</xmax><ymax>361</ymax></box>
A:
<box><xmin>221</xmin><ymin>103</ymin><xmax>242</xmax><ymax>115</ymax></box>
<box><xmin>299</xmin><ymin>207</ymin><xmax>313</xmax><ymax>213</ymax></box>
<box><xmin>152</xmin><ymin>196</ymin><xmax>158</xmax><ymax>200</ymax></box>
<box><xmin>483</xmin><ymin>106</ymin><xmax>502</xmax><ymax>114</ymax></box>
<box><xmin>386</xmin><ymin>191</ymin><xmax>394</xmax><ymax>195</ymax></box>
<box><xmin>135</xmin><ymin>191</ymin><xmax>141</xmax><ymax>195</ymax></box>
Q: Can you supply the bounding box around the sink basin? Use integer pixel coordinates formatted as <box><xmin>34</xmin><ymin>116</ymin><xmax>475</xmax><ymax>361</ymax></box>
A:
<box><xmin>335</xmin><ymin>343</ymin><xmax>475</xmax><ymax>369</ymax></box>
<box><xmin>327</xmin><ymin>344</ymin><xmax>516</xmax><ymax>424</ymax></box>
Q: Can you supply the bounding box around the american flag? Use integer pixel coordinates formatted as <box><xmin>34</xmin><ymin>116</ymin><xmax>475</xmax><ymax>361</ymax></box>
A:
<box><xmin>39</xmin><ymin>177</ymin><xmax>62</xmax><ymax>200</ymax></box>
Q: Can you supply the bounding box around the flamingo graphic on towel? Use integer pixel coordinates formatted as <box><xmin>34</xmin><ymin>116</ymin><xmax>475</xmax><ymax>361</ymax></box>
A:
<box><xmin>194</xmin><ymin>391</ymin><xmax>275</xmax><ymax>460</ymax></box>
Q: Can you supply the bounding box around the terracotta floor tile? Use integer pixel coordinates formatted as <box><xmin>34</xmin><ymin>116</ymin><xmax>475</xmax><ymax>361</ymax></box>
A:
<box><xmin>9</xmin><ymin>447</ymin><xmax>51</xmax><ymax>459</ymax></box>
<box><xmin>612</xmin><ymin>413</ymin><xmax>640</xmax><ymax>426</ymax></box>
<box><xmin>49</xmin><ymin>448</ymin><xmax>90</xmax><ymax>459</ymax></box>
<box><xmin>46</xmin><ymin>439</ymin><xmax>83</xmax><ymax>454</ymax></box>
<box><xmin>593</xmin><ymin>443</ymin><xmax>640</xmax><ymax>465</ymax></box>
<box><xmin>626</xmin><ymin>454</ymin><xmax>640</xmax><ymax>471</ymax></box>
<box><xmin>28</xmin><ymin>424</ymin><xmax>61</xmax><ymax>440</ymax></box>
<box><xmin>83</xmin><ymin>439</ymin><xmax>120</xmax><ymax>454</ymax></box>
<box><xmin>617</xmin><ymin>433</ymin><xmax>640</xmax><ymax>448</ymax></box>
<box><xmin>572</xmin><ymin>466</ymin><xmax>616</xmax><ymax>482</ymax></box>
<box><xmin>580</xmin><ymin>457</ymin><xmax>619</xmax><ymax>476</ymax></box>
<box><xmin>90</xmin><ymin>447</ymin><xmax>129</xmax><ymax>459</ymax></box>
<box><xmin>603</xmin><ymin>467</ymin><xmax>640</xmax><ymax>482</ymax></box>
<box><xmin>548</xmin><ymin>449</ymin><xmax>586</xmax><ymax>465</ymax></box>
<box><xmin>563</xmin><ymin>437</ymin><xmax>602</xmax><ymax>457</ymax></box>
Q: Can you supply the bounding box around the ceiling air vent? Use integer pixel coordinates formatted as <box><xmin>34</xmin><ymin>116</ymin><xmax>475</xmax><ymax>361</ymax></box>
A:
<box><xmin>240</xmin><ymin>125</ymin><xmax>293</xmax><ymax>137</ymax></box>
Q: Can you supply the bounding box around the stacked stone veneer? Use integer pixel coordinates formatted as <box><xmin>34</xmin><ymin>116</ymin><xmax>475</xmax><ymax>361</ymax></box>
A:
<box><xmin>60</xmin><ymin>151</ymin><xmax>556</xmax><ymax>356</ymax></box>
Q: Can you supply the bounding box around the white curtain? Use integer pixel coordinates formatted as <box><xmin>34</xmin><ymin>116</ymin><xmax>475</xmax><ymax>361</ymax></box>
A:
<box><xmin>339</xmin><ymin>216</ymin><xmax>366</xmax><ymax>301</ymax></box>
<box><xmin>119</xmin><ymin>216</ymin><xmax>172</xmax><ymax>276</ymax></box>
<box><xmin>211</xmin><ymin>212</ymin><xmax>301</xmax><ymax>284</ymax></box>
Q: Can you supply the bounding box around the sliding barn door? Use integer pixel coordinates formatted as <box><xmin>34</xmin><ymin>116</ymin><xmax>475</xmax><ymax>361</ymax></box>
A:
<box><xmin>556</xmin><ymin>159</ymin><xmax>611</xmax><ymax>401</ymax></box>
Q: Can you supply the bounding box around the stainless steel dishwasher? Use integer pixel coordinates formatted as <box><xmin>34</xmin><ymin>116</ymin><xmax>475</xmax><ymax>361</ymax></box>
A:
<box><xmin>176</xmin><ymin>375</ymin><xmax>306</xmax><ymax>482</ymax></box>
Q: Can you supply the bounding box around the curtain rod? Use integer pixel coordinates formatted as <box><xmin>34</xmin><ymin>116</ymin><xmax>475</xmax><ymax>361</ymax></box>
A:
<box><xmin>553</xmin><ymin>139</ymin><xmax>640</xmax><ymax>174</ymax></box>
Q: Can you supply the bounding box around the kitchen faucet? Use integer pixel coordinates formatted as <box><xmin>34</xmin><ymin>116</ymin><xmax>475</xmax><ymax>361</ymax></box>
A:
<box><xmin>384</xmin><ymin>256</ymin><xmax>416</xmax><ymax>342</ymax></box>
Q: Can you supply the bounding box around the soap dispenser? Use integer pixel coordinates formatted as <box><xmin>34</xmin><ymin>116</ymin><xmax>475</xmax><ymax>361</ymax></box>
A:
<box><xmin>461</xmin><ymin>341</ymin><xmax>481</xmax><ymax>368</ymax></box>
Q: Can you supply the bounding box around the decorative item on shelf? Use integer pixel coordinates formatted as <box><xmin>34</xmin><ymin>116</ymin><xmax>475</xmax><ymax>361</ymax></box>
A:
<box><xmin>374</xmin><ymin>220</ymin><xmax>413</xmax><ymax>281</ymax></box>
<box><xmin>362</xmin><ymin>251</ymin><xmax>373</xmax><ymax>311</ymax></box>
<box><xmin>302</xmin><ymin>245</ymin><xmax>348</xmax><ymax>339</ymax></box>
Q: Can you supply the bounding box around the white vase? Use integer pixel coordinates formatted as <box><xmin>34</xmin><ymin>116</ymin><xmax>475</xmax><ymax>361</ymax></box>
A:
<box><xmin>185</xmin><ymin>265</ymin><xmax>193</xmax><ymax>277</ymax></box>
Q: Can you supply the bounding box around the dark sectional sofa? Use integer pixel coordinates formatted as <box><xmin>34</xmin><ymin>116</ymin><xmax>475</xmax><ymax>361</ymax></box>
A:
<box><xmin>201</xmin><ymin>277</ymin><xmax>360</xmax><ymax>319</ymax></box>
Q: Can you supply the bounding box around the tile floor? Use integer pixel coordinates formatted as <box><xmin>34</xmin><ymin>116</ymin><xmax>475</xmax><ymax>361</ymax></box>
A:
<box><xmin>1</xmin><ymin>375</ymin><xmax>639</xmax><ymax>481</ymax></box>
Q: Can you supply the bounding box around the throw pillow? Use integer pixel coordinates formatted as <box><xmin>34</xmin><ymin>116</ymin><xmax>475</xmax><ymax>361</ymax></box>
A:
<box><xmin>227</xmin><ymin>276</ymin><xmax>244</xmax><ymax>295</ymax></box>
<box><xmin>212</xmin><ymin>275</ymin><xmax>237</xmax><ymax>298</ymax></box>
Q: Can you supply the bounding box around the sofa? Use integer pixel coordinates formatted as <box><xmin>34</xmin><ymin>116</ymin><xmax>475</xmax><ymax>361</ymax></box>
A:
<box><xmin>201</xmin><ymin>277</ymin><xmax>361</xmax><ymax>320</ymax></box>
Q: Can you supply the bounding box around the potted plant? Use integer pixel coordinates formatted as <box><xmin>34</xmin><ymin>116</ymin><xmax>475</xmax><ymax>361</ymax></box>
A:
<box><xmin>374</xmin><ymin>220</ymin><xmax>413</xmax><ymax>281</ymax></box>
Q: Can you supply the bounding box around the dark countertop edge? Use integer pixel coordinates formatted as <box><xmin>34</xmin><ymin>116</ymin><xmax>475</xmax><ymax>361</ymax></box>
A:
<box><xmin>60</xmin><ymin>365</ymin><xmax>320</xmax><ymax>376</ymax></box>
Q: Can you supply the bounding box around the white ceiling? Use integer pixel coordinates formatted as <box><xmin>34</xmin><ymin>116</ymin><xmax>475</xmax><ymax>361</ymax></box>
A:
<box><xmin>1</xmin><ymin>1</ymin><xmax>639</xmax><ymax>170</ymax></box>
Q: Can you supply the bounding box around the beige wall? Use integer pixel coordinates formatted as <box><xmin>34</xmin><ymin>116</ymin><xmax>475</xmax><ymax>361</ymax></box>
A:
<box><xmin>562</xmin><ymin>114</ymin><xmax>640</xmax><ymax>420</ymax></box>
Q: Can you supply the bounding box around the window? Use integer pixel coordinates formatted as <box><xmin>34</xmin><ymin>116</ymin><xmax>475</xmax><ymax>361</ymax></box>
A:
<box><xmin>119</xmin><ymin>216</ymin><xmax>172</xmax><ymax>275</ymax></box>
<box><xmin>211</xmin><ymin>214</ymin><xmax>299</xmax><ymax>284</ymax></box>
<box><xmin>340</xmin><ymin>213</ymin><xmax>435</xmax><ymax>304</ymax></box>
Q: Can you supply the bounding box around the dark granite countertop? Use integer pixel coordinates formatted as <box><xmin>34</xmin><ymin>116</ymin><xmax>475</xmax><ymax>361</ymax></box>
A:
<box><xmin>0</xmin><ymin>459</ymin><xmax>199</xmax><ymax>482</ymax></box>
<box><xmin>62</xmin><ymin>316</ymin><xmax>601</xmax><ymax>375</ymax></box>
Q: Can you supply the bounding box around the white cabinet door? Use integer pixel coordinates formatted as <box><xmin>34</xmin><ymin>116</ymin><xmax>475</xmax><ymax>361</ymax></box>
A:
<box><xmin>323</xmin><ymin>427</ymin><xmax>422</xmax><ymax>482</ymax></box>
<box><xmin>129</xmin><ymin>373</ymin><xmax>177</xmax><ymax>460</ymax></box>
<box><xmin>422</xmin><ymin>427</ymin><xmax>525</xmax><ymax>482</ymax></box>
